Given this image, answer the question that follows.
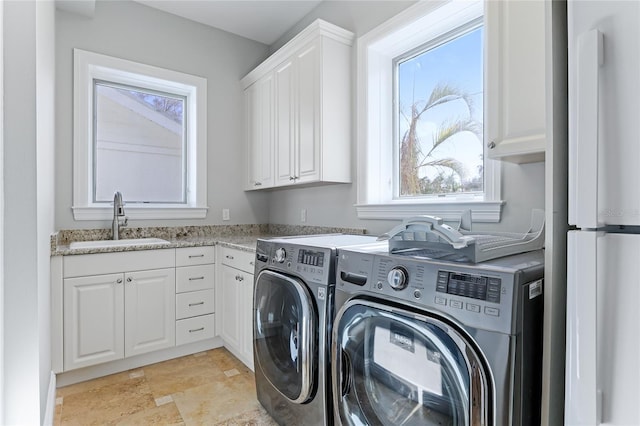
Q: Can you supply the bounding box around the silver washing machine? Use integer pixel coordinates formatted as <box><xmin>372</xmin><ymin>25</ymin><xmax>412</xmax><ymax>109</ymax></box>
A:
<box><xmin>332</xmin><ymin>246</ymin><xmax>544</xmax><ymax>425</ymax></box>
<box><xmin>253</xmin><ymin>235</ymin><xmax>378</xmax><ymax>425</ymax></box>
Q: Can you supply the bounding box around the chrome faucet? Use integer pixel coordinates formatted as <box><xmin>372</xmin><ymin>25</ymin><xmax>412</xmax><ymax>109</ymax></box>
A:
<box><xmin>112</xmin><ymin>191</ymin><xmax>128</xmax><ymax>240</ymax></box>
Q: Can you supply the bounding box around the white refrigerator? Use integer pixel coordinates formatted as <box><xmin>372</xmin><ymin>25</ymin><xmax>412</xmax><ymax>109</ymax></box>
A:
<box><xmin>566</xmin><ymin>1</ymin><xmax>640</xmax><ymax>425</ymax></box>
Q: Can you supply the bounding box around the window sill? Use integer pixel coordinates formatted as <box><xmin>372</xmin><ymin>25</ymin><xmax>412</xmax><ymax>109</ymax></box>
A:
<box><xmin>355</xmin><ymin>200</ymin><xmax>504</xmax><ymax>222</ymax></box>
<box><xmin>72</xmin><ymin>205</ymin><xmax>209</xmax><ymax>221</ymax></box>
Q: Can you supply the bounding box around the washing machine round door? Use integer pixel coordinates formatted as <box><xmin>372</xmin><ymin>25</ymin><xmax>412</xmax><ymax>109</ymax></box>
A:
<box><xmin>332</xmin><ymin>299</ymin><xmax>491</xmax><ymax>426</ymax></box>
<box><xmin>254</xmin><ymin>270</ymin><xmax>317</xmax><ymax>403</ymax></box>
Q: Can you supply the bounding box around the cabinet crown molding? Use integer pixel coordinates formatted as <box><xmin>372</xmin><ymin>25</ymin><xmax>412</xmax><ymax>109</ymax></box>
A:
<box><xmin>241</xmin><ymin>19</ymin><xmax>354</xmax><ymax>88</ymax></box>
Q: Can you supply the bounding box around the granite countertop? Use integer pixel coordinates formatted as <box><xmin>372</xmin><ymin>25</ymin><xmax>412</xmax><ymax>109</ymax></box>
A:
<box><xmin>51</xmin><ymin>224</ymin><xmax>368</xmax><ymax>256</ymax></box>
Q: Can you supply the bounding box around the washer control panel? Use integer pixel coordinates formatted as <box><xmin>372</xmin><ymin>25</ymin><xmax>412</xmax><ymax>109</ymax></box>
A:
<box><xmin>334</xmin><ymin>248</ymin><xmax>542</xmax><ymax>335</ymax></box>
<box><xmin>436</xmin><ymin>271</ymin><xmax>501</xmax><ymax>303</ymax></box>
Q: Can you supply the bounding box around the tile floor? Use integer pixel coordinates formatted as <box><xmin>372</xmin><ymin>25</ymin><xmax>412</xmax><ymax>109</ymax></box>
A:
<box><xmin>53</xmin><ymin>347</ymin><xmax>278</xmax><ymax>425</ymax></box>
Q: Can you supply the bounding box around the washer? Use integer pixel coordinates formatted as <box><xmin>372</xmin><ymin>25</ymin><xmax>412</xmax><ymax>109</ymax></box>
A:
<box><xmin>253</xmin><ymin>235</ymin><xmax>378</xmax><ymax>425</ymax></box>
<box><xmin>332</xmin><ymin>246</ymin><xmax>544</xmax><ymax>425</ymax></box>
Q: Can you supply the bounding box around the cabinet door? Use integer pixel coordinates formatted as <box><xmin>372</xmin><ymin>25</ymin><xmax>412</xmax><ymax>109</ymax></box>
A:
<box><xmin>485</xmin><ymin>0</ymin><xmax>546</xmax><ymax>163</ymax></box>
<box><xmin>241</xmin><ymin>272</ymin><xmax>255</xmax><ymax>371</ymax></box>
<box><xmin>295</xmin><ymin>41</ymin><xmax>321</xmax><ymax>184</ymax></box>
<box><xmin>274</xmin><ymin>58</ymin><xmax>296</xmax><ymax>186</ymax></box>
<box><xmin>63</xmin><ymin>273</ymin><xmax>124</xmax><ymax>371</ymax></box>
<box><xmin>124</xmin><ymin>268</ymin><xmax>175</xmax><ymax>357</ymax></box>
<box><xmin>220</xmin><ymin>265</ymin><xmax>242</xmax><ymax>351</ymax></box>
<box><xmin>247</xmin><ymin>74</ymin><xmax>274</xmax><ymax>190</ymax></box>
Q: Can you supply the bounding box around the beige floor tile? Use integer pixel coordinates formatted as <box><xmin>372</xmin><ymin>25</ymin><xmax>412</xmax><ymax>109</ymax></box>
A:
<box><xmin>144</xmin><ymin>352</ymin><xmax>227</xmax><ymax>398</ymax></box>
<box><xmin>57</xmin><ymin>370</ymin><xmax>132</xmax><ymax>398</ymax></box>
<box><xmin>59</xmin><ymin>377</ymin><xmax>155</xmax><ymax>425</ymax></box>
<box><xmin>109</xmin><ymin>401</ymin><xmax>185</xmax><ymax>426</ymax></box>
<box><xmin>172</xmin><ymin>377</ymin><xmax>262</xmax><ymax>425</ymax></box>
<box><xmin>55</xmin><ymin>350</ymin><xmax>275</xmax><ymax>425</ymax></box>
<box><xmin>53</xmin><ymin>403</ymin><xmax>63</xmax><ymax>426</ymax></box>
<box><xmin>213</xmin><ymin>406</ymin><xmax>279</xmax><ymax>426</ymax></box>
<box><xmin>208</xmin><ymin>348</ymin><xmax>251</xmax><ymax>373</ymax></box>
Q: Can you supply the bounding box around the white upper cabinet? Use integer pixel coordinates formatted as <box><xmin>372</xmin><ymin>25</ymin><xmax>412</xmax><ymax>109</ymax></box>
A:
<box><xmin>242</xmin><ymin>19</ymin><xmax>355</xmax><ymax>189</ymax></box>
<box><xmin>485</xmin><ymin>0</ymin><xmax>546</xmax><ymax>163</ymax></box>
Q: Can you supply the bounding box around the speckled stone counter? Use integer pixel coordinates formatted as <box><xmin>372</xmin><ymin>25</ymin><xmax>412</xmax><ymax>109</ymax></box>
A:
<box><xmin>51</xmin><ymin>224</ymin><xmax>368</xmax><ymax>256</ymax></box>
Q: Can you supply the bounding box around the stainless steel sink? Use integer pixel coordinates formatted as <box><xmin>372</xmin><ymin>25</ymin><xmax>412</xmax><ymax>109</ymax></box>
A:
<box><xmin>69</xmin><ymin>238</ymin><xmax>170</xmax><ymax>250</ymax></box>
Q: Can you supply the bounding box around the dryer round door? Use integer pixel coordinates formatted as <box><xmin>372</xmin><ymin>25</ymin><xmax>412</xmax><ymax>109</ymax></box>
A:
<box><xmin>332</xmin><ymin>299</ymin><xmax>491</xmax><ymax>426</ymax></box>
<box><xmin>254</xmin><ymin>270</ymin><xmax>317</xmax><ymax>404</ymax></box>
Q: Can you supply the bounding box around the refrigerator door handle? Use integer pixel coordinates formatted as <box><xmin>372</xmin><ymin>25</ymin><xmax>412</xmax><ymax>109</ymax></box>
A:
<box><xmin>566</xmin><ymin>231</ymin><xmax>601</xmax><ymax>425</ymax></box>
<box><xmin>571</xmin><ymin>29</ymin><xmax>603</xmax><ymax>229</ymax></box>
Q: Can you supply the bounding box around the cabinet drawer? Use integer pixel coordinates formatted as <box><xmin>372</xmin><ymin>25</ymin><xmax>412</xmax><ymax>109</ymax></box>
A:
<box><xmin>176</xmin><ymin>289</ymin><xmax>214</xmax><ymax>320</ymax></box>
<box><xmin>176</xmin><ymin>264</ymin><xmax>215</xmax><ymax>293</ymax></box>
<box><xmin>176</xmin><ymin>314</ymin><xmax>216</xmax><ymax>346</ymax></box>
<box><xmin>220</xmin><ymin>247</ymin><xmax>256</xmax><ymax>274</ymax></box>
<box><xmin>176</xmin><ymin>246</ymin><xmax>215</xmax><ymax>267</ymax></box>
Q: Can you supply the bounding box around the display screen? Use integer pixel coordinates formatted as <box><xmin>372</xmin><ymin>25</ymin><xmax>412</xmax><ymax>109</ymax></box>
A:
<box><xmin>447</xmin><ymin>273</ymin><xmax>487</xmax><ymax>300</ymax></box>
<box><xmin>436</xmin><ymin>271</ymin><xmax>501</xmax><ymax>303</ymax></box>
<box><xmin>298</xmin><ymin>249</ymin><xmax>325</xmax><ymax>267</ymax></box>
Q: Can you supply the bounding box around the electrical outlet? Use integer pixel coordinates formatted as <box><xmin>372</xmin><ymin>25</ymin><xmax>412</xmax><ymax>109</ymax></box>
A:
<box><xmin>301</xmin><ymin>208</ymin><xmax>307</xmax><ymax>223</ymax></box>
<box><xmin>222</xmin><ymin>209</ymin><xmax>230</xmax><ymax>221</ymax></box>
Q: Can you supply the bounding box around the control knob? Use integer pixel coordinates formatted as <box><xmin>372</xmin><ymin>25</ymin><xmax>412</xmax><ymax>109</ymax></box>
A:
<box><xmin>387</xmin><ymin>267</ymin><xmax>409</xmax><ymax>290</ymax></box>
<box><xmin>274</xmin><ymin>248</ymin><xmax>287</xmax><ymax>263</ymax></box>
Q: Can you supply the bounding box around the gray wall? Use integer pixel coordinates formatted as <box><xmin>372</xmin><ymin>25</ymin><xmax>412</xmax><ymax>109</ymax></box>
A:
<box><xmin>55</xmin><ymin>0</ymin><xmax>271</xmax><ymax>230</ymax></box>
<box><xmin>55</xmin><ymin>0</ymin><xmax>545</xmax><ymax>236</ymax></box>
<box><xmin>267</xmin><ymin>1</ymin><xmax>546</xmax><ymax>235</ymax></box>
<box><xmin>270</xmin><ymin>1</ymin><xmax>417</xmax><ymax>53</ymax></box>
<box><xmin>3</xmin><ymin>0</ymin><xmax>56</xmax><ymax>423</ymax></box>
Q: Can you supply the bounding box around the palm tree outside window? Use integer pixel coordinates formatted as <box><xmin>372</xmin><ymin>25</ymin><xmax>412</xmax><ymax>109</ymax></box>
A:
<box><xmin>396</xmin><ymin>24</ymin><xmax>483</xmax><ymax>198</ymax></box>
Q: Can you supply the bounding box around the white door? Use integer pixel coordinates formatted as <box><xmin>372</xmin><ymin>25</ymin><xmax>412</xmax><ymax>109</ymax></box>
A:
<box><xmin>566</xmin><ymin>231</ymin><xmax>640</xmax><ymax>425</ymax></box>
<box><xmin>295</xmin><ymin>41</ymin><xmax>320</xmax><ymax>184</ymax></box>
<box><xmin>568</xmin><ymin>1</ymin><xmax>640</xmax><ymax>227</ymax></box>
<box><xmin>246</xmin><ymin>74</ymin><xmax>274</xmax><ymax>189</ymax></box>
<box><xmin>124</xmin><ymin>268</ymin><xmax>175</xmax><ymax>357</ymax></box>
<box><xmin>240</xmin><ymin>271</ymin><xmax>255</xmax><ymax>370</ymax></box>
<box><xmin>274</xmin><ymin>58</ymin><xmax>296</xmax><ymax>186</ymax></box>
<box><xmin>220</xmin><ymin>265</ymin><xmax>242</xmax><ymax>351</ymax></box>
<box><xmin>63</xmin><ymin>273</ymin><xmax>124</xmax><ymax>370</ymax></box>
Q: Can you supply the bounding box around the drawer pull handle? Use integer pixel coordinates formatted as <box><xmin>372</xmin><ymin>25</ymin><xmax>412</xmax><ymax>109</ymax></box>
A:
<box><xmin>116</xmin><ymin>278</ymin><xmax>123</xmax><ymax>284</ymax></box>
<box><xmin>188</xmin><ymin>254</ymin><xmax>205</xmax><ymax>258</ymax></box>
<box><xmin>226</xmin><ymin>255</ymin><xmax>235</xmax><ymax>260</ymax></box>
<box><xmin>188</xmin><ymin>301</ymin><xmax>205</xmax><ymax>307</ymax></box>
<box><xmin>189</xmin><ymin>327</ymin><xmax>205</xmax><ymax>333</ymax></box>
<box><xmin>235</xmin><ymin>275</ymin><xmax>244</xmax><ymax>282</ymax></box>
<box><xmin>189</xmin><ymin>276</ymin><xmax>205</xmax><ymax>281</ymax></box>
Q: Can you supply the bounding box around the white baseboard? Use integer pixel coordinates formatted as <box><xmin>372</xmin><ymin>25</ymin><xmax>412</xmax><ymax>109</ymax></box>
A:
<box><xmin>42</xmin><ymin>371</ymin><xmax>56</xmax><ymax>426</ymax></box>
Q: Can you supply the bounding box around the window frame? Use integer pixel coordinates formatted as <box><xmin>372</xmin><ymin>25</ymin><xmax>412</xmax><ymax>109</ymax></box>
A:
<box><xmin>355</xmin><ymin>0</ymin><xmax>503</xmax><ymax>222</ymax></box>
<box><xmin>73</xmin><ymin>48</ymin><xmax>207</xmax><ymax>220</ymax></box>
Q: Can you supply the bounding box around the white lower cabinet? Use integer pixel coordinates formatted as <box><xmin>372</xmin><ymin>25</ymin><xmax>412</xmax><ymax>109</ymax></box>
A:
<box><xmin>63</xmin><ymin>267</ymin><xmax>175</xmax><ymax>371</ymax></box>
<box><xmin>55</xmin><ymin>246</ymin><xmax>225</xmax><ymax>377</ymax></box>
<box><xmin>63</xmin><ymin>273</ymin><xmax>124</xmax><ymax>370</ymax></box>
<box><xmin>175</xmin><ymin>246</ymin><xmax>217</xmax><ymax>346</ymax></box>
<box><xmin>124</xmin><ymin>268</ymin><xmax>176</xmax><ymax>357</ymax></box>
<box><xmin>218</xmin><ymin>247</ymin><xmax>255</xmax><ymax>370</ymax></box>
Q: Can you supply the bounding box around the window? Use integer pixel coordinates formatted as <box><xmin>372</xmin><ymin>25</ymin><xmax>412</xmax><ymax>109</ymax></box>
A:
<box><xmin>73</xmin><ymin>49</ymin><xmax>207</xmax><ymax>220</ymax></box>
<box><xmin>356</xmin><ymin>0</ymin><xmax>503</xmax><ymax>222</ymax></box>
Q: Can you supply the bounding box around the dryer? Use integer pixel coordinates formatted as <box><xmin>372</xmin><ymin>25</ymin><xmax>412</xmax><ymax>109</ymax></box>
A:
<box><xmin>332</xmin><ymin>246</ymin><xmax>544</xmax><ymax>425</ymax></box>
<box><xmin>252</xmin><ymin>234</ymin><xmax>378</xmax><ymax>425</ymax></box>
